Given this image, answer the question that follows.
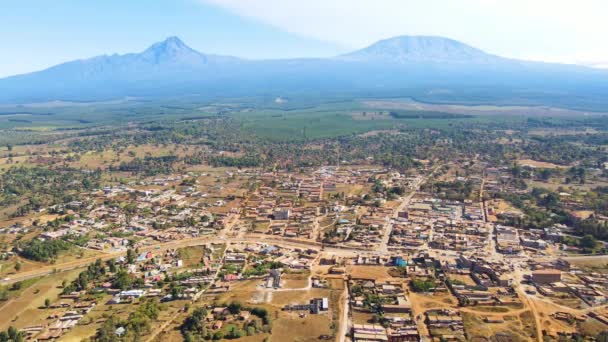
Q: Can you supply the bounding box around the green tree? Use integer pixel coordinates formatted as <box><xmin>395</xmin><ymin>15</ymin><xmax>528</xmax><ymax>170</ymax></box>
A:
<box><xmin>580</xmin><ymin>234</ymin><xmax>598</xmax><ymax>250</ymax></box>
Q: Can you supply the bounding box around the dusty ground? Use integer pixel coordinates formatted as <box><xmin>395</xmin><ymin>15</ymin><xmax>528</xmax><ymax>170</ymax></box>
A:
<box><xmin>0</xmin><ymin>269</ymin><xmax>81</xmax><ymax>331</ymax></box>
<box><xmin>517</xmin><ymin>159</ymin><xmax>569</xmax><ymax>169</ymax></box>
<box><xmin>346</xmin><ymin>266</ymin><xmax>393</xmax><ymax>281</ymax></box>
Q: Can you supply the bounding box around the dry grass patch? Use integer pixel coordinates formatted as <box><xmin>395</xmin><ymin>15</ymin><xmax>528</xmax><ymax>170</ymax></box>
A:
<box><xmin>347</xmin><ymin>266</ymin><xmax>392</xmax><ymax>281</ymax></box>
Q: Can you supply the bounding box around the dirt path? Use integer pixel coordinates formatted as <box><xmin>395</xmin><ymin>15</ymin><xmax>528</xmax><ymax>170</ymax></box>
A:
<box><xmin>144</xmin><ymin>313</ymin><xmax>180</xmax><ymax>342</ymax></box>
<box><xmin>337</xmin><ymin>285</ymin><xmax>349</xmax><ymax>342</ymax></box>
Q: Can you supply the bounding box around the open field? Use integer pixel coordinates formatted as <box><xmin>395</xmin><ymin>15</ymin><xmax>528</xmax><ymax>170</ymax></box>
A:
<box><xmin>463</xmin><ymin>312</ymin><xmax>537</xmax><ymax>341</ymax></box>
<box><xmin>346</xmin><ymin>266</ymin><xmax>393</xmax><ymax>281</ymax></box>
<box><xmin>0</xmin><ymin>269</ymin><xmax>81</xmax><ymax>330</ymax></box>
<box><xmin>282</xmin><ymin>271</ymin><xmax>310</xmax><ymax>288</ymax></box>
<box><xmin>197</xmin><ymin>277</ymin><xmax>341</xmax><ymax>342</ymax></box>
<box><xmin>363</xmin><ymin>98</ymin><xmax>608</xmax><ymax>117</ymax></box>
<box><xmin>517</xmin><ymin>159</ymin><xmax>569</xmax><ymax>169</ymax></box>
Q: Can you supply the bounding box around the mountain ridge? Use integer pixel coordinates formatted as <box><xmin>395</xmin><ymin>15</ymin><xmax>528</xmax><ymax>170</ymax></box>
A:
<box><xmin>0</xmin><ymin>35</ymin><xmax>606</xmax><ymax>107</ymax></box>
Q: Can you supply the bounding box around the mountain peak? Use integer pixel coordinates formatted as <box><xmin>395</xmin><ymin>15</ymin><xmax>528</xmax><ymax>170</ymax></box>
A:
<box><xmin>339</xmin><ymin>35</ymin><xmax>501</xmax><ymax>64</ymax></box>
<box><xmin>140</xmin><ymin>36</ymin><xmax>205</xmax><ymax>64</ymax></box>
<box><xmin>156</xmin><ymin>36</ymin><xmax>189</xmax><ymax>50</ymax></box>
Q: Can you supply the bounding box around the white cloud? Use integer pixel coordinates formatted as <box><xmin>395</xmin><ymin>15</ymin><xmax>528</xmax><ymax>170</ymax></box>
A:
<box><xmin>202</xmin><ymin>0</ymin><xmax>608</xmax><ymax>64</ymax></box>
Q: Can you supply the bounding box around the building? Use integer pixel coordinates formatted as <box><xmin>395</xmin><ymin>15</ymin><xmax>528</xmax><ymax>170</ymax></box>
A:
<box><xmin>353</xmin><ymin>324</ymin><xmax>388</xmax><ymax>342</ymax></box>
<box><xmin>269</xmin><ymin>269</ymin><xmax>282</xmax><ymax>288</ymax></box>
<box><xmin>532</xmin><ymin>269</ymin><xmax>562</xmax><ymax>285</ymax></box>
<box><xmin>273</xmin><ymin>209</ymin><xmax>291</xmax><ymax>220</ymax></box>
<box><xmin>310</xmin><ymin>297</ymin><xmax>329</xmax><ymax>314</ymax></box>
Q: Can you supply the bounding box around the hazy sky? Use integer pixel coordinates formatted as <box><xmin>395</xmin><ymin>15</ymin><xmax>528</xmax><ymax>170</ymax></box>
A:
<box><xmin>2</xmin><ymin>0</ymin><xmax>608</xmax><ymax>77</ymax></box>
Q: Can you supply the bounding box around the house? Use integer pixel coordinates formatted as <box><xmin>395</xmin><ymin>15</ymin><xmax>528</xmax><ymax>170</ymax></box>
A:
<box><xmin>532</xmin><ymin>270</ymin><xmax>561</xmax><ymax>285</ymax></box>
<box><xmin>239</xmin><ymin>311</ymin><xmax>251</xmax><ymax>321</ymax></box>
<box><xmin>118</xmin><ymin>289</ymin><xmax>145</xmax><ymax>298</ymax></box>
<box><xmin>273</xmin><ymin>209</ymin><xmax>291</xmax><ymax>220</ymax></box>
<box><xmin>310</xmin><ymin>297</ymin><xmax>329</xmax><ymax>314</ymax></box>
<box><xmin>115</xmin><ymin>327</ymin><xmax>126</xmax><ymax>337</ymax></box>
<box><xmin>212</xmin><ymin>307</ymin><xmax>229</xmax><ymax>317</ymax></box>
<box><xmin>224</xmin><ymin>274</ymin><xmax>239</xmax><ymax>282</ymax></box>
<box><xmin>352</xmin><ymin>324</ymin><xmax>388</xmax><ymax>342</ymax></box>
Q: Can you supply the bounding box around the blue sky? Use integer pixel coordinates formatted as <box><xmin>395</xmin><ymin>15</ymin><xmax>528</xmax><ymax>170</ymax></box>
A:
<box><xmin>0</xmin><ymin>0</ymin><xmax>345</xmax><ymax>77</ymax></box>
<box><xmin>2</xmin><ymin>0</ymin><xmax>608</xmax><ymax>77</ymax></box>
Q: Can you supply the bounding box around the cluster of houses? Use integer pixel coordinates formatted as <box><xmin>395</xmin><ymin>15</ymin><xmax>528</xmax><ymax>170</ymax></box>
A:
<box><xmin>529</xmin><ymin>260</ymin><xmax>608</xmax><ymax>306</ymax></box>
<box><xmin>446</xmin><ymin>254</ymin><xmax>519</xmax><ymax>306</ymax></box>
<box><xmin>390</xmin><ymin>196</ymin><xmax>490</xmax><ymax>253</ymax></box>
<box><xmin>23</xmin><ymin>176</ymin><xmax>244</xmax><ymax>255</ymax></box>
<box><xmin>349</xmin><ymin>278</ymin><xmax>421</xmax><ymax>342</ymax></box>
<box><xmin>352</xmin><ymin>321</ymin><xmax>420</xmax><ymax>342</ymax></box>
<box><xmin>344</xmin><ymin>207</ymin><xmax>393</xmax><ymax>248</ymax></box>
<box><xmin>22</xmin><ymin>300</ymin><xmax>96</xmax><ymax>340</ymax></box>
<box><xmin>241</xmin><ymin>183</ymin><xmax>321</xmax><ymax>239</ymax></box>
<box><xmin>424</xmin><ymin>309</ymin><xmax>465</xmax><ymax>341</ymax></box>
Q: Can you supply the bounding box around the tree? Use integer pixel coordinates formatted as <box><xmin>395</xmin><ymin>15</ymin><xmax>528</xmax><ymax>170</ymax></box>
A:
<box><xmin>228</xmin><ymin>301</ymin><xmax>242</xmax><ymax>314</ymax></box>
<box><xmin>170</xmin><ymin>284</ymin><xmax>183</xmax><ymax>299</ymax></box>
<box><xmin>597</xmin><ymin>331</ymin><xmax>608</xmax><ymax>342</ymax></box>
<box><xmin>14</xmin><ymin>262</ymin><xmax>21</xmax><ymax>272</ymax></box>
<box><xmin>181</xmin><ymin>307</ymin><xmax>207</xmax><ymax>337</ymax></box>
<box><xmin>44</xmin><ymin>298</ymin><xmax>51</xmax><ymax>308</ymax></box>
<box><xmin>126</xmin><ymin>248</ymin><xmax>136</xmax><ymax>264</ymax></box>
<box><xmin>411</xmin><ymin>279</ymin><xmax>435</xmax><ymax>293</ymax></box>
<box><xmin>226</xmin><ymin>326</ymin><xmax>245</xmax><ymax>339</ymax></box>
<box><xmin>93</xmin><ymin>316</ymin><xmax>120</xmax><ymax>342</ymax></box>
<box><xmin>112</xmin><ymin>269</ymin><xmax>133</xmax><ymax>290</ymax></box>
<box><xmin>580</xmin><ymin>234</ymin><xmax>598</xmax><ymax>250</ymax></box>
<box><xmin>7</xmin><ymin>327</ymin><xmax>23</xmax><ymax>342</ymax></box>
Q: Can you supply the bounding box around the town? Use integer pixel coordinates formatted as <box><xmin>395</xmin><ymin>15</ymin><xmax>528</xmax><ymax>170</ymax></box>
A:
<box><xmin>2</xmin><ymin>147</ymin><xmax>608</xmax><ymax>342</ymax></box>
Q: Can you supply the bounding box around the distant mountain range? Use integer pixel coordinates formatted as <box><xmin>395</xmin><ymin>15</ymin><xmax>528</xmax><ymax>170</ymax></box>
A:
<box><xmin>1</xmin><ymin>36</ymin><xmax>607</xmax><ymax>110</ymax></box>
<box><xmin>338</xmin><ymin>36</ymin><xmax>503</xmax><ymax>64</ymax></box>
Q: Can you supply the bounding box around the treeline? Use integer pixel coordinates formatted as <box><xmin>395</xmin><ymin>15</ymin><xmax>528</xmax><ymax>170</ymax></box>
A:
<box><xmin>574</xmin><ymin>218</ymin><xmax>608</xmax><ymax>241</ymax></box>
<box><xmin>500</xmin><ymin>187</ymin><xmax>608</xmax><ymax>242</ymax></box>
<box><xmin>62</xmin><ymin>259</ymin><xmax>142</xmax><ymax>294</ymax></box>
<box><xmin>0</xmin><ymin>327</ymin><xmax>24</xmax><ymax>342</ymax></box>
<box><xmin>181</xmin><ymin>302</ymin><xmax>271</xmax><ymax>341</ymax></box>
<box><xmin>208</xmin><ymin>155</ymin><xmax>262</xmax><ymax>168</ymax></box>
<box><xmin>62</xmin><ymin>259</ymin><xmax>107</xmax><ymax>294</ymax></box>
<box><xmin>498</xmin><ymin>188</ymin><xmax>571</xmax><ymax>230</ymax></box>
<box><xmin>17</xmin><ymin>239</ymin><xmax>72</xmax><ymax>262</ymax></box>
<box><xmin>423</xmin><ymin>180</ymin><xmax>475</xmax><ymax>201</ymax></box>
<box><xmin>0</xmin><ymin>166</ymin><xmax>100</xmax><ymax>218</ymax></box>
<box><xmin>111</xmin><ymin>155</ymin><xmax>178</xmax><ymax>176</ymax></box>
<box><xmin>92</xmin><ymin>299</ymin><xmax>163</xmax><ymax>342</ymax></box>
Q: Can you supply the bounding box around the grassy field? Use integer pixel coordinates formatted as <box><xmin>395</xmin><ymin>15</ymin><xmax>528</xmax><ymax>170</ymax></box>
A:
<box><xmin>232</xmin><ymin>109</ymin><xmax>400</xmax><ymax>141</ymax></box>
<box><xmin>0</xmin><ymin>269</ymin><xmax>81</xmax><ymax>330</ymax></box>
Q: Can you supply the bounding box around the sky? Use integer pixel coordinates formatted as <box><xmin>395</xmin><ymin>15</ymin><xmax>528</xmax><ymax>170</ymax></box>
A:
<box><xmin>1</xmin><ymin>0</ymin><xmax>608</xmax><ymax>77</ymax></box>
